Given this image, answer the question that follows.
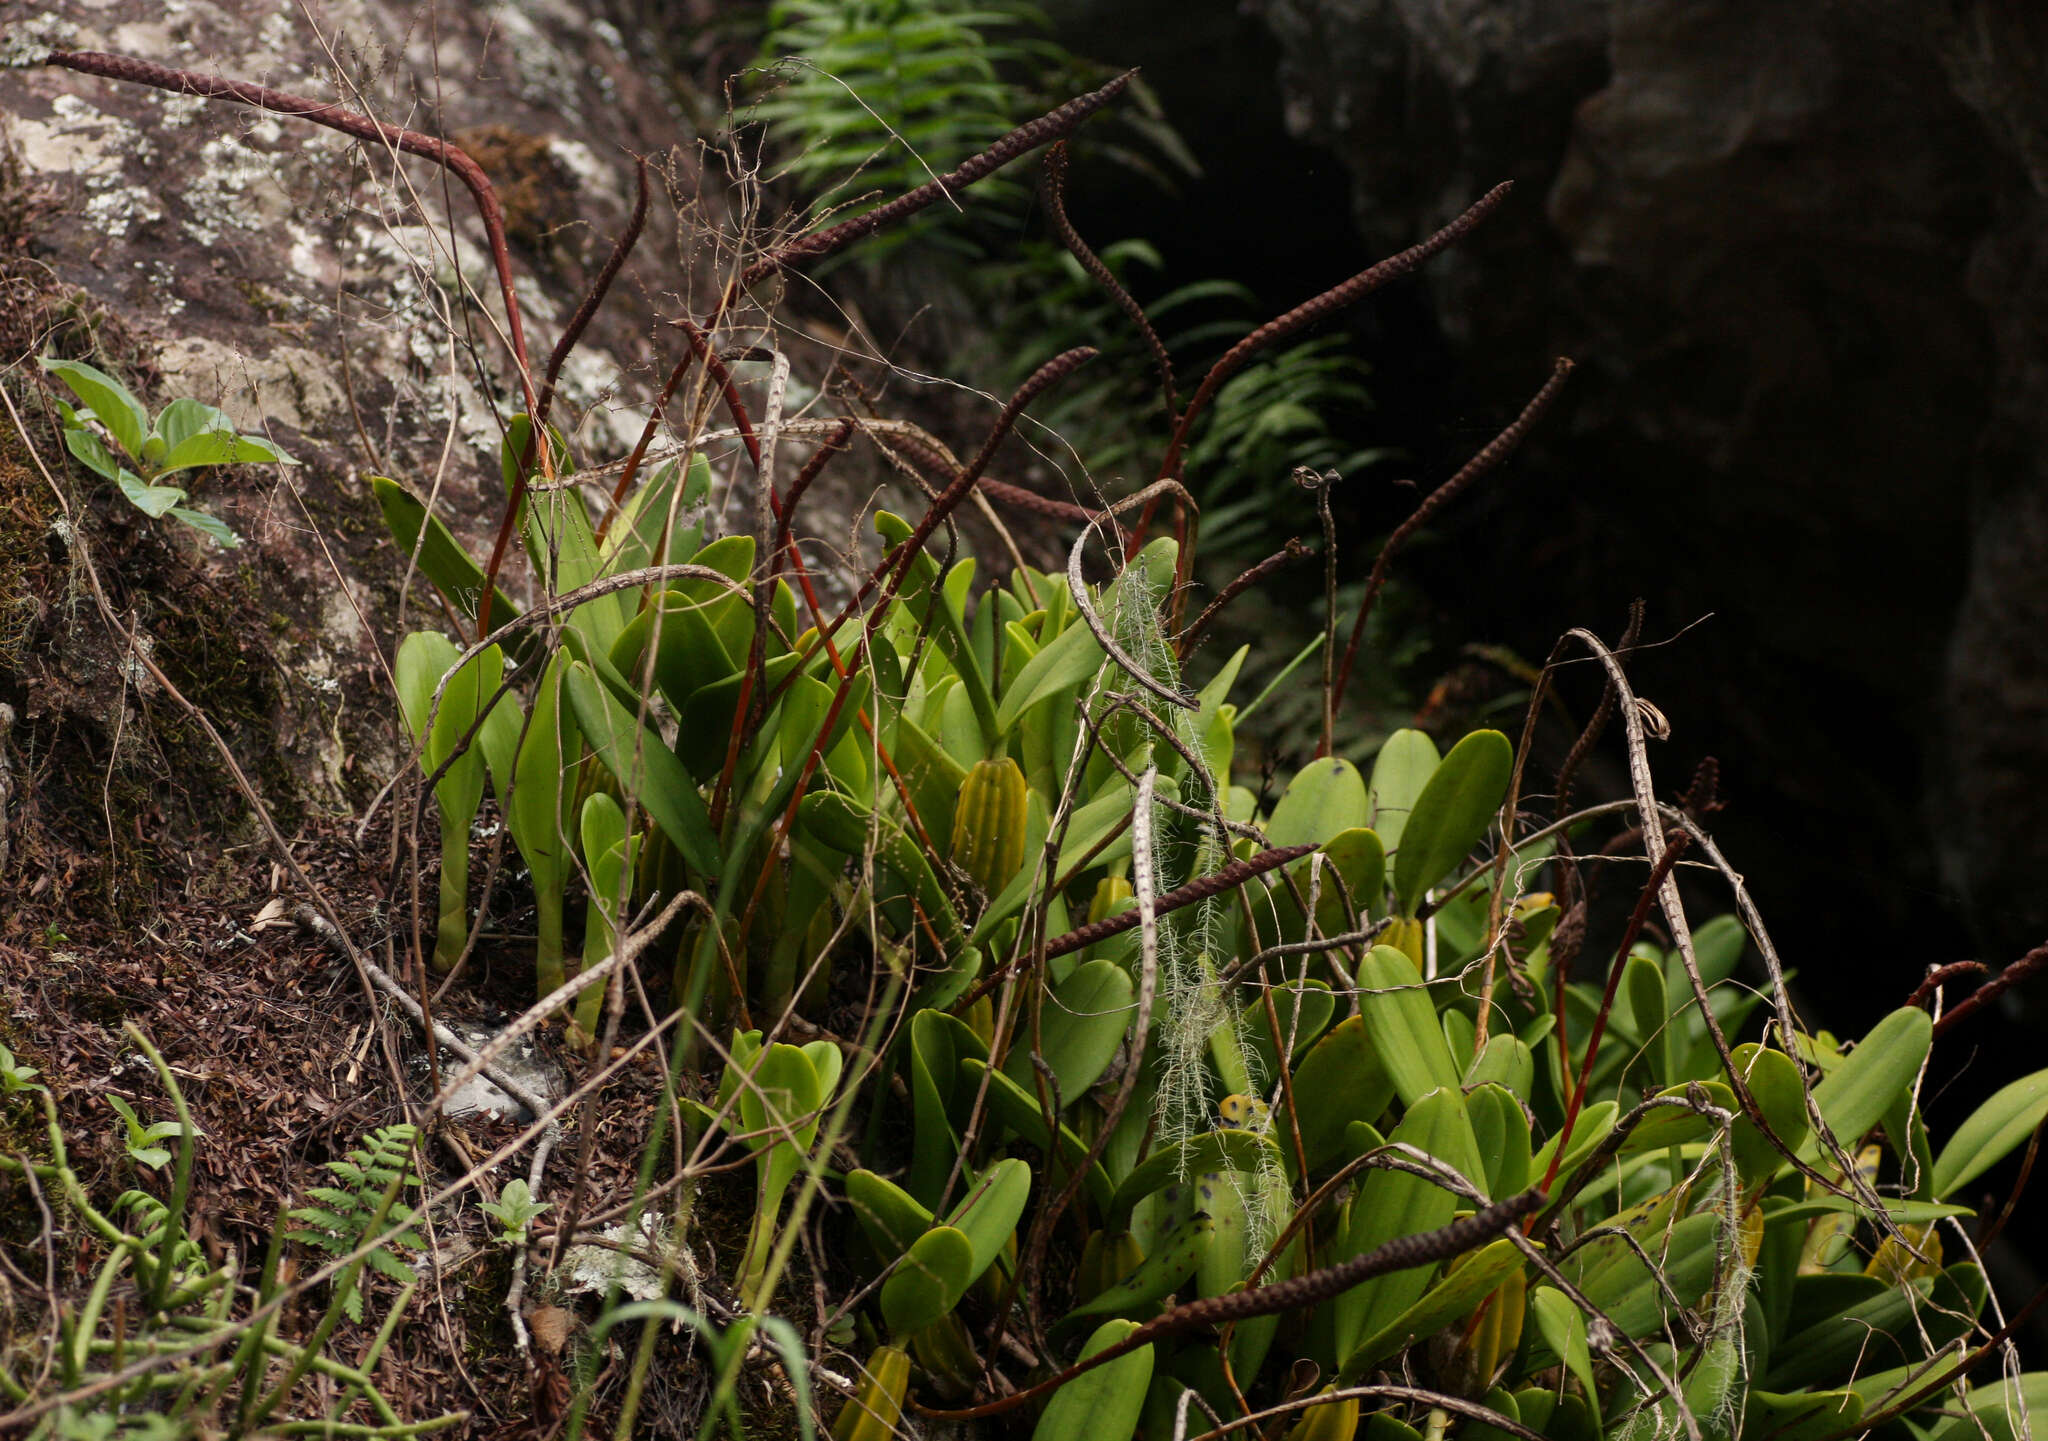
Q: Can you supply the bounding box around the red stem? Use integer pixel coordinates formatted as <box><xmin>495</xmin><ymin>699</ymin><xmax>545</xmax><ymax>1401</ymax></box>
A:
<box><xmin>1128</xmin><ymin>181</ymin><xmax>1513</xmax><ymax>555</ymax></box>
<box><xmin>1329</xmin><ymin>357</ymin><xmax>1573</xmax><ymax>736</ymax></box>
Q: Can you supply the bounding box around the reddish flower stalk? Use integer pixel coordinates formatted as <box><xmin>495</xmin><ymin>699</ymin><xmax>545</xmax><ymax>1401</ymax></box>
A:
<box><xmin>1156</xmin><ymin>181</ymin><xmax>1513</xmax><ymax>487</ymax></box>
<box><xmin>1039</xmin><ymin>843</ymin><xmax>1316</xmax><ymax>961</ymax></box>
<box><xmin>805</xmin><ymin>349</ymin><xmax>1099</xmax><ymax>658</ymax></box>
<box><xmin>595</xmin><ymin>318</ymin><xmax>762</xmax><ymax>553</ymax></box>
<box><xmin>741</xmin><ymin>71</ymin><xmax>1136</xmax><ymax>287</ymax></box>
<box><xmin>1904</xmin><ymin>960</ymin><xmax>1990</xmax><ymax>1012</ymax></box>
<box><xmin>923</xmin><ymin>1188</ymin><xmax>1544</xmax><ymax>1421</ymax></box>
<box><xmin>1933</xmin><ymin>940</ymin><xmax>2048</xmax><ymax>1038</ymax></box>
<box><xmin>670</xmin><ymin>317</ymin><xmax>763</xmax><ymax>471</ymax></box>
<box><xmin>1042</xmin><ymin>141</ymin><xmax>1176</xmax><ymax>414</ymax></box>
<box><xmin>1329</xmin><ymin>357</ymin><xmax>1574</xmax><ymax>730</ymax></box>
<box><xmin>951</xmin><ymin>843</ymin><xmax>1319</xmax><ymax>1011</ymax></box>
<box><xmin>728</xmin><ymin>351</ymin><xmax>1095</xmax><ymax>945</ymax></box>
<box><xmin>535</xmin><ymin>157</ymin><xmax>651</xmax><ymax>432</ymax></box>
<box><xmin>1178</xmin><ymin>539</ymin><xmax>1313</xmax><ymax>658</ymax></box>
<box><xmin>710</xmin><ymin>420</ymin><xmax>854</xmax><ymax>827</ymax></box>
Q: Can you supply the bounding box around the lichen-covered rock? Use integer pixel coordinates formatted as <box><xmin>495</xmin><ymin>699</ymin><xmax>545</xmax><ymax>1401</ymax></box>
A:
<box><xmin>0</xmin><ymin>0</ymin><xmax>718</xmax><ymax>903</ymax></box>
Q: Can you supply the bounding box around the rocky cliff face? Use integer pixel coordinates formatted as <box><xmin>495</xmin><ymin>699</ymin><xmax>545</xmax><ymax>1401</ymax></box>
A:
<box><xmin>0</xmin><ymin>0</ymin><xmax>727</xmax><ymax>907</ymax></box>
<box><xmin>1252</xmin><ymin>0</ymin><xmax>2048</xmax><ymax>964</ymax></box>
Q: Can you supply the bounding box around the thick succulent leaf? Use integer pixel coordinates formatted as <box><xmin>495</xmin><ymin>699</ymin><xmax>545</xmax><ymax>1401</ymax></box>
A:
<box><xmin>1330</xmin><ymin>1086</ymin><xmax>1484</xmax><ymax>1361</ymax></box>
<box><xmin>1367</xmin><ymin>729</ymin><xmax>1440</xmax><ymax>855</ymax></box>
<box><xmin>847</xmin><ymin>1171</ymin><xmax>935</xmax><ymax>1268</ymax></box>
<box><xmin>943</xmin><ymin>1156</ymin><xmax>1032</xmax><ymax>1283</ymax></box>
<box><xmin>1465</xmin><ymin>1034</ymin><xmax>1534</xmax><ymax>1101</ymax></box>
<box><xmin>1559</xmin><ymin>1206</ymin><xmax>1719</xmax><ymax>1340</ymax></box>
<box><xmin>394</xmin><ymin>630</ymin><xmax>492</xmax><ymax>816</ymax></box>
<box><xmin>1030</xmin><ymin>1319</ymin><xmax>1153</xmax><ymax>1441</ymax></box>
<box><xmin>994</xmin><ymin>614</ymin><xmax>1103</xmax><ymax>735</ymax></box>
<box><xmin>1357</xmin><ymin>946</ymin><xmax>1463</xmax><ymax>1106</ymax></box>
<box><xmin>1762</xmin><ymin>1275</ymin><xmax>1935</xmax><ymax>1390</ymax></box>
<box><xmin>1928</xmin><ymin>1372</ymin><xmax>2048</xmax><ymax>1441</ymax></box>
<box><xmin>1243</xmin><ymin>977</ymin><xmax>1335</xmax><ymax>1082</ymax></box>
<box><xmin>564</xmin><ymin>660</ymin><xmax>721</xmax><ymax>876</ymax></box>
<box><xmin>1743</xmin><ymin>1391</ymin><xmax>1862</xmax><ymax>1441</ymax></box>
<box><xmin>1107</xmin><ymin>1129</ymin><xmax>1279</xmax><ymax>1231</ymax></box>
<box><xmin>371</xmin><ymin>476</ymin><xmax>524</xmax><ymax>630</ymax></box>
<box><xmin>1728</xmin><ymin>1043</ymin><xmax>1811</xmax><ymax>1180</ymax></box>
<box><xmin>1465</xmin><ymin>1083</ymin><xmax>1532</xmax><ymax>1197</ymax></box>
<box><xmin>1003</xmin><ymin>959</ymin><xmax>1135</xmax><ymax>1103</ymax></box>
<box><xmin>958</xmin><ymin>1058</ymin><xmax>1114</xmax><ymax>1214</ymax></box>
<box><xmin>906</xmin><ymin>1010</ymin><xmax>986</xmax><ymax>1208</ymax></box>
<box><xmin>1804</xmin><ymin>1006</ymin><xmax>1932</xmax><ymax>1165</ymax></box>
<box><xmin>1391</xmin><ymin>729</ymin><xmax>1511</xmax><ymax>916</ymax></box>
<box><xmin>831</xmin><ymin>1343</ymin><xmax>910</xmax><ymax>1441</ymax></box>
<box><xmin>1266</xmin><ymin>757</ymin><xmax>1369</xmax><ymax>849</ymax></box>
<box><xmin>500</xmin><ymin>653</ymin><xmax>575</xmax><ymax>896</ymax></box>
<box><xmin>1313</xmin><ymin>826</ymin><xmax>1385</xmax><ymax>930</ymax></box>
<box><xmin>1528</xmin><ymin>1288</ymin><xmax>1599</xmax><ymax>1424</ymax></box>
<box><xmin>1340</xmin><ymin>1236</ymin><xmax>1525</xmax><ymax>1378</ymax></box>
<box><xmin>1932</xmin><ymin>1067</ymin><xmax>2048</xmax><ymax>1200</ymax></box>
<box><xmin>1625</xmin><ymin>953</ymin><xmax>1671</xmax><ymax>1084</ymax></box>
<box><xmin>601</xmin><ymin>452</ymin><xmax>710</xmax><ymax>575</ymax></box>
<box><xmin>674</xmin><ymin>653</ymin><xmax>803</xmax><ymax>778</ymax></box>
<box><xmin>798</xmin><ymin>790</ymin><xmax>962</xmax><ymax>952</ymax></box>
<box><xmin>879</xmin><ymin>1225</ymin><xmax>974</xmax><ymax>1338</ymax></box>
<box><xmin>609</xmin><ymin>590</ymin><xmax>737</xmax><ymax>712</ymax></box>
<box><xmin>1054</xmin><ymin>1215</ymin><xmax>1212</xmax><ymax>1341</ymax></box>
<box><xmin>502</xmin><ymin>414</ymin><xmax>628</xmax><ymax>650</ymax></box>
<box><xmin>1288</xmin><ymin>1017</ymin><xmax>1395</xmax><ymax>1174</ymax></box>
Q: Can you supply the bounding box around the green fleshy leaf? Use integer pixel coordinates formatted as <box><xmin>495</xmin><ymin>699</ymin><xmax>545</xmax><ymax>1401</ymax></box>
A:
<box><xmin>1391</xmin><ymin>729</ymin><xmax>1511</xmax><ymax>916</ymax></box>
<box><xmin>42</xmin><ymin>357</ymin><xmax>149</xmax><ymax>457</ymax></box>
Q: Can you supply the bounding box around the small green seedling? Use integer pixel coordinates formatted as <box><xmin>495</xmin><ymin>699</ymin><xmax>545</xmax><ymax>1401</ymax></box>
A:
<box><xmin>105</xmin><ymin>1095</ymin><xmax>200</xmax><ymax>1171</ymax></box>
<box><xmin>480</xmin><ymin>1178</ymin><xmax>550</xmax><ymax>1243</ymax></box>
<box><xmin>41</xmin><ymin>356</ymin><xmax>293</xmax><ymax>546</ymax></box>
<box><xmin>0</xmin><ymin>1041</ymin><xmax>41</xmax><ymax>1094</ymax></box>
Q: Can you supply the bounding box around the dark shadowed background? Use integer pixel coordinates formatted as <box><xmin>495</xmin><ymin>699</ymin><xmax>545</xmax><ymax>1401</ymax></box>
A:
<box><xmin>1041</xmin><ymin>0</ymin><xmax>2048</xmax><ymax>1294</ymax></box>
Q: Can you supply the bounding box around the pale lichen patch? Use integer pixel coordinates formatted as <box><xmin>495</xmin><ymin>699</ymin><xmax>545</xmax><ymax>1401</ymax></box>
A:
<box><xmin>180</xmin><ymin>120</ymin><xmax>313</xmax><ymax>245</ymax></box>
<box><xmin>155</xmin><ymin>335</ymin><xmax>347</xmax><ymax>433</ymax></box>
